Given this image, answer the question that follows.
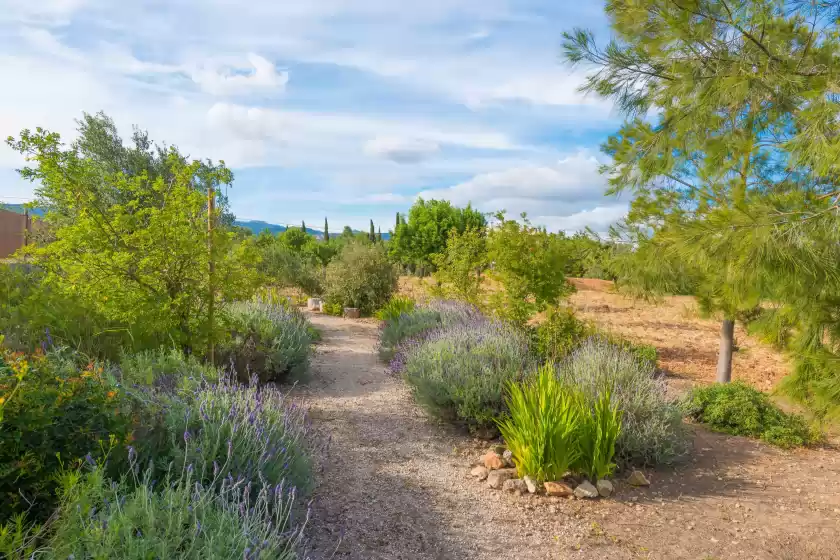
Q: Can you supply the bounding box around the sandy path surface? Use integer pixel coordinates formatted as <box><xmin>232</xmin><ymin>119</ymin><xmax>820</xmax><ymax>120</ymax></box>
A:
<box><xmin>297</xmin><ymin>312</ymin><xmax>840</xmax><ymax>560</ymax></box>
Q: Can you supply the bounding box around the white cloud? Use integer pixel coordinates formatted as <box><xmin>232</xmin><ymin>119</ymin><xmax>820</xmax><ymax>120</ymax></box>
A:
<box><xmin>420</xmin><ymin>151</ymin><xmax>605</xmax><ymax>207</ymax></box>
<box><xmin>532</xmin><ymin>205</ymin><xmax>628</xmax><ymax>234</ymax></box>
<box><xmin>191</xmin><ymin>53</ymin><xmax>288</xmax><ymax>96</ymax></box>
<box><xmin>364</xmin><ymin>136</ymin><xmax>440</xmax><ymax>163</ymax></box>
<box><xmin>417</xmin><ymin>151</ymin><xmax>625</xmax><ymax>233</ymax></box>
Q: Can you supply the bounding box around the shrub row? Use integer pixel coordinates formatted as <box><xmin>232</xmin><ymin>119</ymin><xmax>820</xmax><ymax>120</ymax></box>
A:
<box><xmin>383</xmin><ymin>302</ymin><xmax>689</xmax><ymax>467</ymax></box>
<box><xmin>0</xmin><ymin>301</ymin><xmax>317</xmax><ymax>558</ymax></box>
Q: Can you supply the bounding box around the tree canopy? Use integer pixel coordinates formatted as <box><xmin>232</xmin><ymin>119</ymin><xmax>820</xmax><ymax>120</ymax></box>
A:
<box><xmin>565</xmin><ymin>0</ymin><xmax>840</xmax><ymax>409</ymax></box>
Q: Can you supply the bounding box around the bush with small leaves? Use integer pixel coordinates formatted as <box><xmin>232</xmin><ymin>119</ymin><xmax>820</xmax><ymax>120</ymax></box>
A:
<box><xmin>217</xmin><ymin>300</ymin><xmax>313</xmax><ymax>384</ymax></box>
<box><xmin>399</xmin><ymin>317</ymin><xmax>535</xmax><ymax>435</ymax></box>
<box><xmin>324</xmin><ymin>242</ymin><xmax>397</xmax><ymax>315</ymax></box>
<box><xmin>683</xmin><ymin>382</ymin><xmax>816</xmax><ymax>448</ymax></box>
<box><xmin>557</xmin><ymin>339</ymin><xmax>689</xmax><ymax>467</ymax></box>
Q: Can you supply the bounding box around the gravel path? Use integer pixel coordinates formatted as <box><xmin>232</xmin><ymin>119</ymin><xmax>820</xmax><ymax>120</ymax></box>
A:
<box><xmin>297</xmin><ymin>312</ymin><xmax>840</xmax><ymax>560</ymax></box>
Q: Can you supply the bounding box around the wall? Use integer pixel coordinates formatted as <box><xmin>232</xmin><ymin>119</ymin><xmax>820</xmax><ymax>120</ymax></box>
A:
<box><xmin>0</xmin><ymin>208</ymin><xmax>29</xmax><ymax>259</ymax></box>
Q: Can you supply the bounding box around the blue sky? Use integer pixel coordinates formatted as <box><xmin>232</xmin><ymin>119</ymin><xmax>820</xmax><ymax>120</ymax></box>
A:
<box><xmin>0</xmin><ymin>0</ymin><xmax>628</xmax><ymax>233</ymax></box>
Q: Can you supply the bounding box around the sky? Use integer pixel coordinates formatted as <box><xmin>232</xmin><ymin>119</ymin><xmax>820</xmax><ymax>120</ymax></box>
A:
<box><xmin>0</xmin><ymin>0</ymin><xmax>628</xmax><ymax>233</ymax></box>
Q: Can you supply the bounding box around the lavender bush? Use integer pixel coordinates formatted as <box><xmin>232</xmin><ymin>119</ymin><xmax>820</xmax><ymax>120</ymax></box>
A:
<box><xmin>152</xmin><ymin>376</ymin><xmax>314</xmax><ymax>500</ymax></box>
<box><xmin>378</xmin><ymin>299</ymin><xmax>487</xmax><ymax>363</ymax></box>
<box><xmin>218</xmin><ymin>300</ymin><xmax>314</xmax><ymax>384</ymax></box>
<box><xmin>46</xmin><ymin>463</ymin><xmax>306</xmax><ymax>559</ymax></box>
<box><xmin>399</xmin><ymin>317</ymin><xmax>536</xmax><ymax>435</ymax></box>
<box><xmin>557</xmin><ymin>339</ymin><xmax>690</xmax><ymax>467</ymax></box>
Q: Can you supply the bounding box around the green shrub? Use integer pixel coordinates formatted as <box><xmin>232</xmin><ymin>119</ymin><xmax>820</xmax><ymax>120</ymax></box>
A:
<box><xmin>146</xmin><ymin>379</ymin><xmax>313</xmax><ymax>497</ymax></box>
<box><xmin>378</xmin><ymin>308</ymin><xmax>441</xmax><ymax>362</ymax></box>
<box><xmin>558</xmin><ymin>339</ymin><xmax>689</xmax><ymax>467</ymax></box>
<box><xmin>375</xmin><ymin>296</ymin><xmax>416</xmax><ymax>321</ymax></box>
<box><xmin>322</xmin><ymin>302</ymin><xmax>343</xmax><ymax>316</ymax></box>
<box><xmin>0</xmin><ymin>265</ymin><xmax>128</xmax><ymax>360</ymax></box>
<box><xmin>324</xmin><ymin>242</ymin><xmax>397</xmax><ymax>315</ymax></box>
<box><xmin>601</xmin><ymin>332</ymin><xmax>658</xmax><ymax>368</ymax></box>
<box><xmin>574</xmin><ymin>389</ymin><xmax>622</xmax><ymax>481</ymax></box>
<box><xmin>496</xmin><ymin>365</ymin><xmax>582</xmax><ymax>482</ymax></box>
<box><xmin>119</xmin><ymin>347</ymin><xmax>220</xmax><ymax>391</ymax></box>
<box><xmin>400</xmin><ymin>318</ymin><xmax>535</xmax><ymax>435</ymax></box>
<box><xmin>218</xmin><ymin>300</ymin><xmax>313</xmax><ymax>384</ymax></box>
<box><xmin>0</xmin><ymin>349</ymin><xmax>134</xmax><ymax>523</ymax></box>
<box><xmin>259</xmin><ymin>242</ymin><xmax>324</xmax><ymax>296</ymax></box>
<box><xmin>531</xmin><ymin>306</ymin><xmax>592</xmax><ymax>362</ymax></box>
<box><xmin>683</xmin><ymin>382</ymin><xmax>815</xmax><ymax>448</ymax></box>
<box><xmin>46</xmin><ymin>466</ymin><xmax>303</xmax><ymax>560</ymax></box>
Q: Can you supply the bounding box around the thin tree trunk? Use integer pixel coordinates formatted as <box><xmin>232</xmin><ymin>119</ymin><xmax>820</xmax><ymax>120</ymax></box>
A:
<box><xmin>716</xmin><ymin>318</ymin><xmax>735</xmax><ymax>383</ymax></box>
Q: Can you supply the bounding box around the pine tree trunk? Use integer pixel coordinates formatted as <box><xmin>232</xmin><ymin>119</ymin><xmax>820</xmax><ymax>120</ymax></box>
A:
<box><xmin>716</xmin><ymin>318</ymin><xmax>735</xmax><ymax>383</ymax></box>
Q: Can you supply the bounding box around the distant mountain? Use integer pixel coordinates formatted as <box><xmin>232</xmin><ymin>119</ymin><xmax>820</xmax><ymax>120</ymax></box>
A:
<box><xmin>234</xmin><ymin>219</ymin><xmax>289</xmax><ymax>235</ymax></box>
<box><xmin>234</xmin><ymin>219</ymin><xmax>390</xmax><ymax>240</ymax></box>
<box><xmin>1</xmin><ymin>206</ymin><xmax>390</xmax><ymax>240</ymax></box>
<box><xmin>0</xmin><ymin>203</ymin><xmax>44</xmax><ymax>217</ymax></box>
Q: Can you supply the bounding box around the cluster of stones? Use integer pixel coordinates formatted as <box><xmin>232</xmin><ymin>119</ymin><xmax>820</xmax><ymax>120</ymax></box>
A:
<box><xmin>470</xmin><ymin>447</ymin><xmax>650</xmax><ymax>499</ymax></box>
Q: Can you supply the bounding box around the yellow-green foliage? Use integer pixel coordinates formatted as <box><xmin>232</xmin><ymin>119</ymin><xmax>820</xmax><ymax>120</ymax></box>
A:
<box><xmin>497</xmin><ymin>365</ymin><xmax>581</xmax><ymax>482</ymax></box>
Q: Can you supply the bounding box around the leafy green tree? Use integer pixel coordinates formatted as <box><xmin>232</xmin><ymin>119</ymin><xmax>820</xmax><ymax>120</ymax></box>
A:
<box><xmin>277</xmin><ymin>227</ymin><xmax>310</xmax><ymax>252</ymax></box>
<box><xmin>389</xmin><ymin>199</ymin><xmax>486</xmax><ymax>274</ymax></box>
<box><xmin>486</xmin><ymin>213</ymin><xmax>571</xmax><ymax>325</ymax></box>
<box><xmin>324</xmin><ymin>217</ymin><xmax>330</xmax><ymax>242</ymax></box>
<box><xmin>431</xmin><ymin>227</ymin><xmax>488</xmax><ymax>304</ymax></box>
<box><xmin>564</xmin><ymin>0</ymin><xmax>840</xmax><ymax>383</ymax></box>
<box><xmin>7</xmin><ymin>118</ymin><xmax>259</xmax><ymax>354</ymax></box>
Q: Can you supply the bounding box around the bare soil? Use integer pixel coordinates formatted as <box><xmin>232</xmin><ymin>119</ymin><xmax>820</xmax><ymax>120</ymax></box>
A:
<box><xmin>298</xmin><ymin>312</ymin><xmax>840</xmax><ymax>560</ymax></box>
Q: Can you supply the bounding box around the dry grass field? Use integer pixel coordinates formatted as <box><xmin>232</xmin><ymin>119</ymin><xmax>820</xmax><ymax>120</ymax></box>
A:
<box><xmin>399</xmin><ymin>275</ymin><xmax>790</xmax><ymax>395</ymax></box>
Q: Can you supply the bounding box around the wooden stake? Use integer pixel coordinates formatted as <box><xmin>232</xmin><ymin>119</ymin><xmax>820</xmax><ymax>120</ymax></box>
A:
<box><xmin>208</xmin><ymin>186</ymin><xmax>215</xmax><ymax>366</ymax></box>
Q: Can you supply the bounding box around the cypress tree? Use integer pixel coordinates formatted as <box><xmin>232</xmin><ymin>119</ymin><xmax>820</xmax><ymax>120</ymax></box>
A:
<box><xmin>324</xmin><ymin>217</ymin><xmax>330</xmax><ymax>242</ymax></box>
<box><xmin>369</xmin><ymin>219</ymin><xmax>375</xmax><ymax>243</ymax></box>
<box><xmin>395</xmin><ymin>212</ymin><xmax>401</xmax><ymax>231</ymax></box>
<box><xmin>301</xmin><ymin>220</ymin><xmax>306</xmax><ymax>233</ymax></box>
<box><xmin>377</xmin><ymin>226</ymin><xmax>382</xmax><ymax>242</ymax></box>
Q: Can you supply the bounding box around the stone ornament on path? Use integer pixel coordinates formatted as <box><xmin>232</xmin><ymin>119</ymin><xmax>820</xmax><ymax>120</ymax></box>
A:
<box><xmin>343</xmin><ymin>307</ymin><xmax>361</xmax><ymax>319</ymax></box>
<box><xmin>307</xmin><ymin>297</ymin><xmax>322</xmax><ymax>310</ymax></box>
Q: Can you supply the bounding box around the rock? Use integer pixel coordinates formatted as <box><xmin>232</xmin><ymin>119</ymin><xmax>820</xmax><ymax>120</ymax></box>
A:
<box><xmin>627</xmin><ymin>470</ymin><xmax>651</xmax><ymax>487</ymax></box>
<box><xmin>490</xmin><ymin>445</ymin><xmax>506</xmax><ymax>455</ymax></box>
<box><xmin>596</xmin><ymin>479</ymin><xmax>614</xmax><ymax>498</ymax></box>
<box><xmin>487</xmin><ymin>468</ymin><xmax>517</xmax><ymax>489</ymax></box>
<box><xmin>483</xmin><ymin>451</ymin><xmax>505</xmax><ymax>470</ymax></box>
<box><xmin>523</xmin><ymin>475</ymin><xmax>541</xmax><ymax>494</ymax></box>
<box><xmin>502</xmin><ymin>449</ymin><xmax>514</xmax><ymax>467</ymax></box>
<box><xmin>544</xmin><ymin>481</ymin><xmax>574</xmax><ymax>498</ymax></box>
<box><xmin>574</xmin><ymin>481</ymin><xmax>599</xmax><ymax>499</ymax></box>
<box><xmin>502</xmin><ymin>478</ymin><xmax>528</xmax><ymax>495</ymax></box>
<box><xmin>470</xmin><ymin>466</ymin><xmax>489</xmax><ymax>481</ymax></box>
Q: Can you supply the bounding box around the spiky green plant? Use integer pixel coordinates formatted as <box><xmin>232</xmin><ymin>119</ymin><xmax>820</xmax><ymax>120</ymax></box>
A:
<box><xmin>574</xmin><ymin>389</ymin><xmax>622</xmax><ymax>481</ymax></box>
<box><xmin>496</xmin><ymin>364</ymin><xmax>582</xmax><ymax>482</ymax></box>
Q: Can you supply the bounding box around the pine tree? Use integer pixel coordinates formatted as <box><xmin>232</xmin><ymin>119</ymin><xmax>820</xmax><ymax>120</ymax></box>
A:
<box><xmin>565</xmin><ymin>0</ymin><xmax>840</xmax><ymax>385</ymax></box>
<box><xmin>369</xmin><ymin>219</ymin><xmax>375</xmax><ymax>243</ymax></box>
<box><xmin>324</xmin><ymin>217</ymin><xmax>330</xmax><ymax>243</ymax></box>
